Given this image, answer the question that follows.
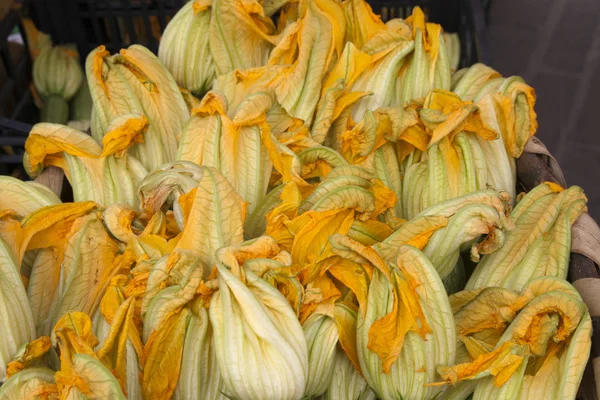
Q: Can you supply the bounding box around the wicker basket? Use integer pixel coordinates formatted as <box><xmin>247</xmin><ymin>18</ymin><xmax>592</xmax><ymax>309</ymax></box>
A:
<box><xmin>31</xmin><ymin>136</ymin><xmax>600</xmax><ymax>399</ymax></box>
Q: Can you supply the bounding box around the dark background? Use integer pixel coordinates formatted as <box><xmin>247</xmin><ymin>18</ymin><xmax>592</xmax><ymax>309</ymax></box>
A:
<box><xmin>488</xmin><ymin>0</ymin><xmax>600</xmax><ymax>219</ymax></box>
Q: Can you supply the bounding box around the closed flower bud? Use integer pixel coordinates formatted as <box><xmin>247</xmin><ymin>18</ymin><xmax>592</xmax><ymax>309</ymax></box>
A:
<box><xmin>210</xmin><ymin>262</ymin><xmax>308</xmax><ymax>400</ymax></box>
<box><xmin>158</xmin><ymin>0</ymin><xmax>215</xmax><ymax>96</ymax></box>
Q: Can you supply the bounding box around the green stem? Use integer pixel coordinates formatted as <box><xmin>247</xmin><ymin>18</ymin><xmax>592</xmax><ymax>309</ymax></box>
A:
<box><xmin>41</xmin><ymin>95</ymin><xmax>69</xmax><ymax>124</ymax></box>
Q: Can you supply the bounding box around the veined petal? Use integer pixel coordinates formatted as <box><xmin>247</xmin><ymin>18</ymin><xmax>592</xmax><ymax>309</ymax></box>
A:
<box><xmin>24</xmin><ymin>123</ymin><xmax>103</xmax><ymax>176</ymax></box>
<box><xmin>209</xmin><ymin>262</ymin><xmax>308</xmax><ymax>400</ymax></box>
<box><xmin>141</xmin><ymin>308</ymin><xmax>190</xmax><ymax>400</ymax></box>
<box><xmin>0</xmin><ymin>237</ymin><xmax>36</xmax><ymax>383</ymax></box>
<box><xmin>175</xmin><ymin>167</ymin><xmax>245</xmax><ymax>267</ymax></box>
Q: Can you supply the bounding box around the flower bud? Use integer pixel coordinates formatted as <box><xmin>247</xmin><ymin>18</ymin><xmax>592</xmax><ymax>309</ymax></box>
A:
<box><xmin>210</xmin><ymin>262</ymin><xmax>308</xmax><ymax>400</ymax></box>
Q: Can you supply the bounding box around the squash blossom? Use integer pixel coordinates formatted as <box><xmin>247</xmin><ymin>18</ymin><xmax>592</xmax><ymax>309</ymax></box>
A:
<box><xmin>209</xmin><ymin>238</ymin><xmax>308</xmax><ymax>400</ymax></box>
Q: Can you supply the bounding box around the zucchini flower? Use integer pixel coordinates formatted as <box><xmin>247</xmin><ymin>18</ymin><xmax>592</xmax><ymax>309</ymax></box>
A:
<box><xmin>33</xmin><ymin>44</ymin><xmax>84</xmax><ymax>124</ymax></box>
<box><xmin>209</xmin><ymin>236</ymin><xmax>308</xmax><ymax>400</ymax></box>
<box><xmin>398</xmin><ymin>7</ymin><xmax>452</xmax><ymax>105</ymax></box>
<box><xmin>264</xmin><ymin>163</ymin><xmax>397</xmax><ymax>277</ymax></box>
<box><xmin>436</xmin><ymin>277</ymin><xmax>591</xmax><ymax>400</ymax></box>
<box><xmin>399</xmin><ymin>90</ymin><xmax>498</xmax><ymax>219</ymax></box>
<box><xmin>176</xmin><ymin>90</ymin><xmax>274</xmax><ymax>216</ymax></box>
<box><xmin>139</xmin><ymin>165</ymin><xmax>246</xmax><ymax>283</ymax></box>
<box><xmin>51</xmin><ymin>312</ymin><xmax>126</xmax><ymax>399</ymax></box>
<box><xmin>325</xmin><ymin>234</ymin><xmax>456</xmax><ymax>399</ymax></box>
<box><xmin>0</xmin><ymin>202</ymin><xmax>119</xmax><ymax>370</ymax></box>
<box><xmin>176</xmin><ymin>89</ymin><xmax>307</xmax><ymax>221</ymax></box>
<box><xmin>343</xmin><ymin>0</ymin><xmax>386</xmax><ymax>49</ymax></box>
<box><xmin>210</xmin><ymin>0</ymin><xmax>278</xmax><ymax>76</ymax></box>
<box><xmin>159</xmin><ymin>0</ymin><xmax>215</xmax><ymax>96</ymax></box>
<box><xmin>86</xmin><ymin>45</ymin><xmax>190</xmax><ymax>171</ymax></box>
<box><xmin>44</xmin><ymin>210</ymin><xmax>122</xmax><ymax>333</ymax></box>
<box><xmin>311</xmin><ymin>68</ymin><xmax>371</xmax><ymax>147</ymax></box>
<box><xmin>23</xmin><ymin>114</ymin><xmax>150</xmax><ymax>210</ymax></box>
<box><xmin>172</xmin><ymin>166</ymin><xmax>246</xmax><ymax>269</ymax></box>
<box><xmin>346</xmin><ymin>22</ymin><xmax>414</xmax><ymax>122</ymax></box>
<box><xmin>1</xmin><ymin>202</ymin><xmax>99</xmax><ymax>336</ymax></box>
<box><xmin>375</xmin><ymin>190</ymin><xmax>512</xmax><ymax>292</ymax></box>
<box><xmin>360</xmin><ymin>246</ymin><xmax>455</xmax><ymax>399</ymax></box>
<box><xmin>138</xmin><ymin>228</ymin><xmax>226</xmax><ymax>400</ymax></box>
<box><xmin>5</xmin><ymin>201</ymin><xmax>128</xmax><ymax>340</ymax></box>
<box><xmin>336</xmin><ymin>107</ymin><xmax>425</xmax><ymax>218</ymax></box>
<box><xmin>453</xmin><ymin>64</ymin><xmax>538</xmax><ymax>159</ymax></box>
<box><xmin>266</xmin><ymin>0</ymin><xmax>347</xmax><ymax>123</ymax></box>
<box><xmin>467</xmin><ymin>182</ymin><xmax>588</xmax><ymax>290</ymax></box>
<box><xmin>452</xmin><ymin>64</ymin><xmax>538</xmax><ymax>202</ymax></box>
<box><xmin>141</xmin><ymin>256</ymin><xmax>212</xmax><ymax>400</ymax></box>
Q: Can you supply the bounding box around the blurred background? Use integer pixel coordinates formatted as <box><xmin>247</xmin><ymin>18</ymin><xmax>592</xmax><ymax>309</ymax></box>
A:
<box><xmin>488</xmin><ymin>0</ymin><xmax>600</xmax><ymax>219</ymax></box>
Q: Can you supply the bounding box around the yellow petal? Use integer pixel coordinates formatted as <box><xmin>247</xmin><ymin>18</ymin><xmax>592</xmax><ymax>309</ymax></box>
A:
<box><xmin>347</xmin><ymin>219</ymin><xmax>394</xmax><ymax>245</ymax></box>
<box><xmin>24</xmin><ymin>123</ymin><xmax>103</xmax><ymax>175</ymax></box>
<box><xmin>52</xmin><ymin>311</ymin><xmax>99</xmax><ymax>372</ymax></box>
<box><xmin>102</xmin><ymin>204</ymin><xmax>137</xmax><ymax>243</ymax></box>
<box><xmin>434</xmin><ymin>341</ymin><xmax>523</xmax><ymax>386</ymax></box>
<box><xmin>299</xmin><ymin>274</ymin><xmax>341</xmax><ymax>323</ymax></box>
<box><xmin>142</xmin><ymin>309</ymin><xmax>190</xmax><ymax>400</ymax></box>
<box><xmin>260</xmin><ymin>124</ymin><xmax>305</xmax><ymax>185</ymax></box>
<box><xmin>289</xmin><ymin>209</ymin><xmax>356</xmax><ymax>265</ymax></box>
<box><xmin>20</xmin><ymin>202</ymin><xmax>97</xmax><ymax>260</ymax></box>
<box><xmin>367</xmin><ymin>269</ymin><xmax>432</xmax><ymax>373</ymax></box>
<box><xmin>50</xmin><ymin>214</ymin><xmax>121</xmax><ymax>325</ymax></box>
<box><xmin>377</xmin><ymin>215</ymin><xmax>448</xmax><ymax>252</ymax></box>
<box><xmin>322</xmin><ymin>42</ymin><xmax>373</xmax><ymax>95</ymax></box>
<box><xmin>425</xmin><ymin>90</ymin><xmax>498</xmax><ymax>146</ymax></box>
<box><xmin>0</xmin><ymin>212</ymin><xmax>25</xmax><ymax>262</ymax></box>
<box><xmin>370</xmin><ymin>179</ymin><xmax>397</xmax><ymax>218</ymax></box>
<box><xmin>191</xmin><ymin>91</ymin><xmax>229</xmax><ymax>117</ymax></box>
<box><xmin>334</xmin><ymin>301</ymin><xmax>362</xmax><ymax>374</ymax></box>
<box><xmin>6</xmin><ymin>336</ymin><xmax>52</xmax><ymax>379</ymax></box>
<box><xmin>100</xmin><ymin>114</ymin><xmax>149</xmax><ymax>157</ymax></box>
<box><xmin>327</xmin><ymin>257</ymin><xmax>371</xmax><ymax>310</ymax></box>
<box><xmin>175</xmin><ymin>167</ymin><xmax>246</xmax><ymax>267</ymax></box>
<box><xmin>177</xmin><ymin>187</ymin><xmax>197</xmax><ymax>225</ymax></box>
<box><xmin>96</xmin><ymin>297</ymin><xmax>141</xmax><ymax>393</ymax></box>
<box><xmin>343</xmin><ymin>0</ymin><xmax>386</xmax><ymax>49</ymax></box>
